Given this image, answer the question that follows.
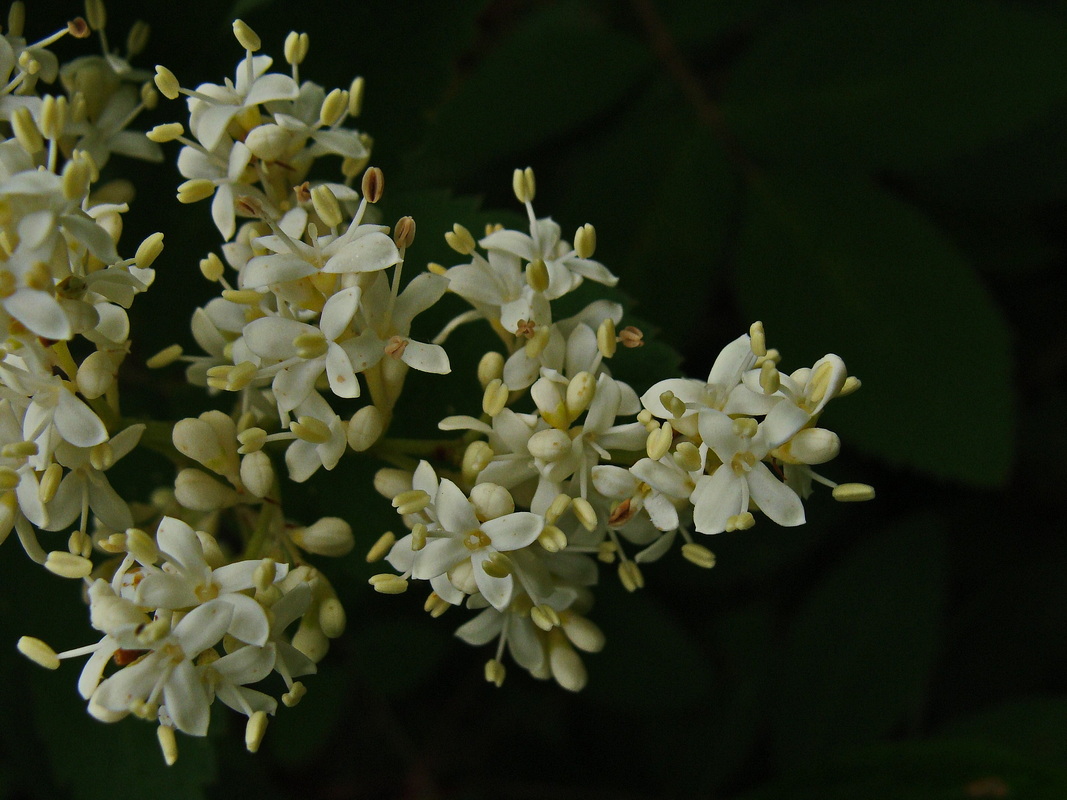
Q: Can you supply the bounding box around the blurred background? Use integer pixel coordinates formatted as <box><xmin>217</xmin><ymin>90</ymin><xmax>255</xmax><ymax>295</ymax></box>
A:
<box><xmin>1</xmin><ymin>0</ymin><xmax>1065</xmax><ymax>797</ymax></box>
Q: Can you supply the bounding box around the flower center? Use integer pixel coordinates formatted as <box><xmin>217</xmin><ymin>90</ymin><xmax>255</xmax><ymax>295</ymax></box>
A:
<box><xmin>730</xmin><ymin>451</ymin><xmax>758</xmax><ymax>476</ymax></box>
<box><xmin>462</xmin><ymin>529</ymin><xmax>491</xmax><ymax>551</ymax></box>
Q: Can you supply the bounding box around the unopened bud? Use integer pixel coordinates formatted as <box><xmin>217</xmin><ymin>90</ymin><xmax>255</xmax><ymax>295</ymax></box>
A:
<box><xmin>787</xmin><ymin>428</ymin><xmax>840</xmax><ymax>465</ymax></box>
<box><xmin>240</xmin><ymin>450</ymin><xmax>274</xmax><ymax>497</ymax></box>
<box><xmin>470</xmin><ymin>483</ymin><xmax>514</xmax><ymax>521</ymax></box>
<box><xmin>462</xmin><ymin>441</ymin><xmax>493</xmax><ymax>483</ymax></box>
<box><xmin>292</xmin><ymin>517</ymin><xmax>354</xmax><ymax>557</ymax></box>
<box><xmin>318</xmin><ymin>596</ymin><xmax>346</xmax><ymax>638</ymax></box>
<box><xmin>347</xmin><ymin>405</ymin><xmax>384</xmax><ymax>452</ymax></box>
<box><xmin>477</xmin><ymin>351</ymin><xmax>504</xmax><ymax>388</ymax></box>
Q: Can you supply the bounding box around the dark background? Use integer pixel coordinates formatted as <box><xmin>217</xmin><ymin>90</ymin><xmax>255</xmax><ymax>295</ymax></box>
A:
<box><xmin>1</xmin><ymin>0</ymin><xmax>1065</xmax><ymax>797</ymax></box>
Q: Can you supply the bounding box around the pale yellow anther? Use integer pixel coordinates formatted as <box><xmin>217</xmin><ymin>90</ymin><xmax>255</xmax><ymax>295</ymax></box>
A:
<box><xmin>221</xmin><ymin>288</ymin><xmax>263</xmax><ymax>305</ymax></box>
<box><xmin>368</xmin><ymin>574</ymin><xmax>409</xmax><ymax>594</ymax></box>
<box><xmin>572</xmin><ymin>496</ymin><xmax>597</xmax><ymax>531</ymax></box>
<box><xmin>291</xmin><ymin>415</ymin><xmax>331</xmax><ymax>444</ymax></box>
<box><xmin>232</xmin><ymin>19</ymin><xmax>261</xmax><ymax>51</ymax></box>
<box><xmin>0</xmin><ymin>466</ymin><xmax>19</xmax><ymax>491</ymax></box>
<box><xmin>597</xmin><ymin>318</ymin><xmax>617</xmax><ymax>358</ymax></box>
<box><xmin>146</xmin><ymin>122</ymin><xmax>183</xmax><ymax>143</ymax></box>
<box><xmin>146</xmin><ymin>344</ymin><xmax>182</xmax><ymax>369</ymax></box>
<box><xmin>597</xmin><ymin>540</ymin><xmax>617</xmax><ymax>563</ymax></box>
<box><xmin>839</xmin><ymin>376</ymin><xmax>862</xmax><ymax>397</ymax></box>
<box><xmin>618</xmin><ymin>326</ymin><xmax>644</xmax><ymax>348</ymax></box>
<box><xmin>427</xmin><ymin>262</ymin><xmax>447</xmax><ymax>276</ymax></box>
<box><xmin>284</xmin><ymin>31</ymin><xmax>309</xmax><ymax>66</ymax></box>
<box><xmin>348</xmin><ymin>76</ymin><xmax>365</xmax><ymax>116</ymax></box>
<box><xmin>545</xmin><ymin>494</ymin><xmax>571</xmax><ymax>525</ymax></box>
<box><xmin>225</xmin><ymin>361</ymin><xmax>257</xmax><ymax>391</ymax></box>
<box><xmin>310</xmin><ymin>185</ymin><xmax>342</xmax><ymax>229</ymax></box>
<box><xmin>726</xmin><ymin>511</ymin><xmax>755</xmax><ymax>531</ymax></box>
<box><xmin>477</xmin><ymin>351</ymin><xmax>504</xmax><ymax>388</ymax></box>
<box><xmin>17</xmin><ymin>636</ymin><xmax>59</xmax><ymax>669</ymax></box>
<box><xmin>39</xmin><ymin>463</ymin><xmax>62</xmax><ymax>504</ymax></box>
<box><xmin>681</xmin><ymin>542</ymin><xmax>716</xmax><ymax>569</ymax></box>
<box><xmin>89</xmin><ymin>441</ymin><xmax>113</xmax><ymax>471</ymax></box>
<box><xmin>282</xmin><ymin>681</ymin><xmax>307</xmax><ymax>707</ymax></box>
<box><xmin>392</xmin><ymin>489</ymin><xmax>431</xmax><ymax>516</ymax></box>
<box><xmin>759</xmin><ymin>361</ymin><xmax>780</xmax><ymax>395</ymax></box>
<box><xmin>11</xmin><ymin>107</ymin><xmax>42</xmax><ymax>154</ymax></box>
<box><xmin>531</xmin><ymin>603</ymin><xmax>560</xmax><ymax>631</ymax></box>
<box><xmin>410</xmin><ymin>522</ymin><xmax>427</xmax><ymax>551</ymax></box>
<box><xmin>512</xmin><ymin>166</ymin><xmax>536</xmax><ymax>204</ymax></box>
<box><xmin>366</xmin><ymin>531</ymin><xmax>396</xmax><ymax>562</ymax></box>
<box><xmin>537</xmin><ymin>524</ymin><xmax>567</xmax><ymax>553</ymax></box>
<box><xmin>637</xmin><ymin>409</ymin><xmax>655</xmax><ymax>429</ymax></box>
<box><xmin>482</xmin><ymin>378</ymin><xmax>509</xmax><ymax>417</ymax></box>
<box><xmin>756</xmin><ymin>348</ymin><xmax>781</xmax><ymax>366</ymax></box>
<box><xmin>2</xmin><ymin>441</ymin><xmax>37</xmax><ymax>459</ymax></box>
<box><xmin>98</xmin><ymin>533</ymin><xmax>127</xmax><ymax>555</ymax></box>
<box><xmin>7</xmin><ymin>3</ymin><xmax>24</xmax><ymax>38</ymax></box>
<box><xmin>646</xmin><ymin>422</ymin><xmax>673</xmax><ymax>461</ymax></box>
<box><xmin>361</xmin><ymin>166</ymin><xmax>384</xmax><ymax>203</ymax></box>
<box><xmin>481</xmin><ymin>551</ymin><xmax>513</xmax><ymax>579</ymax></box>
<box><xmin>673</xmin><ymin>441</ymin><xmax>703</xmax><ymax>473</ymax></box>
<box><xmin>808</xmin><ymin>361</ymin><xmax>834</xmax><ymax>407</ymax></box>
<box><xmin>393</xmin><ymin>216</ymin><xmax>416</xmax><ymax>249</ymax></box>
<box><xmin>154</xmin><ymin>65</ymin><xmax>180</xmax><ymax>100</ymax></box>
<box><xmin>245</xmin><ymin>711</ymin><xmax>268</xmax><ymax>754</ymax></box>
<box><xmin>84</xmin><ymin>0</ymin><xmax>106</xmax><ymax>30</ymax></box>
<box><xmin>157</xmin><ymin>726</ymin><xmax>178</xmax><ymax>766</ymax></box>
<box><xmin>445</xmin><ymin>223</ymin><xmax>476</xmax><ymax>255</ymax></box>
<box><xmin>525</xmin><ymin>258</ymin><xmax>549</xmax><ymax>292</ymax></box>
<box><xmin>524</xmin><ymin>326</ymin><xmax>551</xmax><ymax>359</ymax></box>
<box><xmin>135</xmin><ymin>232</ymin><xmax>165</xmax><ymax>269</ymax></box>
<box><xmin>40</xmin><ymin>95</ymin><xmax>68</xmax><ymax>140</ymax></box>
<box><xmin>137</xmin><ymin>618</ymin><xmax>170</xmax><ymax>645</ymax></box>
<box><xmin>618</xmin><ymin>560</ymin><xmax>644</xmax><ymax>592</ymax></box>
<box><xmin>199</xmin><ymin>252</ymin><xmax>225</xmax><ymax>283</ymax></box>
<box><xmin>574</xmin><ymin>223</ymin><xmax>597</xmax><ymax>259</ymax></box>
<box><xmin>293</xmin><ymin>331</ymin><xmax>328</xmax><ymax>360</ymax></box>
<box><xmin>125</xmin><ymin>527</ymin><xmax>158</xmax><ymax>564</ymax></box>
<box><xmin>660</xmin><ymin>390</ymin><xmax>686</xmax><ymax>419</ymax></box>
<box><xmin>319</xmin><ymin>88</ymin><xmax>348</xmax><ymax>127</ymax></box>
<box><xmin>126</xmin><ymin>20</ymin><xmax>150</xmax><ymax>56</ymax></box>
<box><xmin>424</xmin><ymin>592</ymin><xmax>450</xmax><ymax>618</ymax></box>
<box><xmin>176</xmin><ymin>178</ymin><xmax>215</xmax><ymax>204</ymax></box>
<box><xmin>140</xmin><ymin>81</ymin><xmax>159</xmax><ymax>110</ymax></box>
<box><xmin>253</xmin><ymin>559</ymin><xmax>277</xmax><ymax>592</ymax></box>
<box><xmin>61</xmin><ymin>159</ymin><xmax>90</xmax><ymax>201</ymax></box>
<box><xmin>485</xmin><ymin>658</ymin><xmax>506</xmax><ymax>688</ymax></box>
<box><xmin>732</xmin><ymin>417</ymin><xmax>758</xmax><ymax>439</ymax></box>
<box><xmin>44</xmin><ymin>551</ymin><xmax>93</xmax><ymax>579</ymax></box>
<box><xmin>832</xmin><ymin>483</ymin><xmax>876</xmax><ymax>502</ymax></box>
<box><xmin>749</xmin><ymin>321</ymin><xmax>767</xmax><ymax>357</ymax></box>
<box><xmin>566</xmin><ymin>372</ymin><xmax>596</xmax><ymax>420</ymax></box>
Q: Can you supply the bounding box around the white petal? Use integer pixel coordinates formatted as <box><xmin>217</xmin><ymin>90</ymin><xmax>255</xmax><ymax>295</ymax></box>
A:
<box><xmin>747</xmin><ymin>462</ymin><xmax>805</xmax><ymax>527</ymax></box>
<box><xmin>435</xmin><ymin>480</ymin><xmax>479</xmax><ymax>533</ymax></box>
<box><xmin>691</xmin><ymin>469</ymin><xmax>741</xmax><ymax>535</ymax></box>
<box><xmin>163</xmin><ymin>658</ymin><xmax>211</xmax><ymax>735</ymax></box>
<box><xmin>482</xmin><ymin>512</ymin><xmax>543</xmax><ymax>551</ymax></box>
<box><xmin>325</xmin><ymin>341</ymin><xmax>360</xmax><ymax>398</ymax></box>
<box><xmin>400</xmin><ymin>340</ymin><xmax>450</xmax><ymax>374</ymax></box>
<box><xmin>322</xmin><ymin>231</ymin><xmax>401</xmax><ymax>273</ymax></box>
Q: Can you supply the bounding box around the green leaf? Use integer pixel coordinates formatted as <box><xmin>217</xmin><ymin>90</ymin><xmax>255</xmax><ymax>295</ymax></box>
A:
<box><xmin>546</xmin><ymin>77</ymin><xmax>738</xmax><ymax>347</ymax></box>
<box><xmin>771</xmin><ymin>514</ymin><xmax>946</xmax><ymax>768</ymax></box>
<box><xmin>402</xmin><ymin>1</ymin><xmax>649</xmax><ymax>185</ymax></box>
<box><xmin>941</xmin><ymin>697</ymin><xmax>1067</xmax><ymax>773</ymax></box>
<box><xmin>735</xmin><ymin>171</ymin><xmax>1014</xmax><ymax>486</ymax></box>
<box><xmin>742</xmin><ymin>740</ymin><xmax>1067</xmax><ymax>800</ymax></box>
<box><xmin>724</xmin><ymin>0</ymin><xmax>1067</xmax><ymax>170</ymax></box>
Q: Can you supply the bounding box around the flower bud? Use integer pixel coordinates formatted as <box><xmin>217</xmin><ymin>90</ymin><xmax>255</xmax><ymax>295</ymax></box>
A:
<box><xmin>76</xmin><ymin>350</ymin><xmax>117</xmax><ymax>399</ymax></box>
<box><xmin>561</xmin><ymin>613</ymin><xmax>605</xmax><ymax>653</ymax></box>
<box><xmin>240</xmin><ymin>450</ymin><xmax>274</xmax><ymax>498</ymax></box>
<box><xmin>548</xmin><ymin>630</ymin><xmax>586</xmax><ymax>692</ymax></box>
<box><xmin>787</xmin><ymin>427</ymin><xmax>840</xmax><ymax>465</ymax></box>
<box><xmin>174</xmin><ymin>468</ymin><xmax>239</xmax><ymax>511</ymax></box>
<box><xmin>470</xmin><ymin>483</ymin><xmax>514</xmax><ymax>521</ymax></box>
<box><xmin>292</xmin><ymin>517</ymin><xmax>354</xmax><ymax>557</ymax></box>
<box><xmin>347</xmin><ymin>405</ymin><xmax>384</xmax><ymax>452</ymax></box>
<box><xmin>244</xmin><ymin>124</ymin><xmax>291</xmax><ymax>161</ymax></box>
<box><xmin>528</xmin><ymin>428</ymin><xmax>571</xmax><ymax>462</ymax></box>
<box><xmin>477</xmin><ymin>351</ymin><xmax>504</xmax><ymax>388</ymax></box>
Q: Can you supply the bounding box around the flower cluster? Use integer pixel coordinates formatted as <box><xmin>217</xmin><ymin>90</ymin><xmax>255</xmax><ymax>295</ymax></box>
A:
<box><xmin>367</xmin><ymin>173</ymin><xmax>874</xmax><ymax>690</ymax></box>
<box><xmin>7</xmin><ymin>5</ymin><xmax>874</xmax><ymax>765</ymax></box>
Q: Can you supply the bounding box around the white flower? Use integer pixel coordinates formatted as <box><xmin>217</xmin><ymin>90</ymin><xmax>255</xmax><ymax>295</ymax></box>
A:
<box><xmin>691</xmin><ymin>402</ymin><xmax>810</xmax><ymax>534</ymax></box>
